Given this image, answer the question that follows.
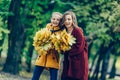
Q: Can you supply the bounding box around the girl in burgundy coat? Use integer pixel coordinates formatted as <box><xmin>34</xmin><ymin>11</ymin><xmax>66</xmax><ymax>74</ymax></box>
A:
<box><xmin>60</xmin><ymin>11</ymin><xmax>88</xmax><ymax>80</ymax></box>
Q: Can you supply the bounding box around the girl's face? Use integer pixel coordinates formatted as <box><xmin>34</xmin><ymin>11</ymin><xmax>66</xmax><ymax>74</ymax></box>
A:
<box><xmin>64</xmin><ymin>14</ymin><xmax>73</xmax><ymax>28</ymax></box>
<box><xmin>51</xmin><ymin>14</ymin><xmax>61</xmax><ymax>27</ymax></box>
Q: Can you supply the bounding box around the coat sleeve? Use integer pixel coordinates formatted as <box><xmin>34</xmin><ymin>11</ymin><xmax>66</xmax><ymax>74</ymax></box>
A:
<box><xmin>68</xmin><ymin>28</ymin><xmax>86</xmax><ymax>56</ymax></box>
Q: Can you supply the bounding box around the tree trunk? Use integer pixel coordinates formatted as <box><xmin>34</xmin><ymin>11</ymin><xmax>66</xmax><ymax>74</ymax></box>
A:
<box><xmin>0</xmin><ymin>41</ymin><xmax>3</xmax><ymax>58</ymax></box>
<box><xmin>91</xmin><ymin>42</ymin><xmax>105</xmax><ymax>80</ymax></box>
<box><xmin>89</xmin><ymin>50</ymin><xmax>98</xmax><ymax>77</ymax></box>
<box><xmin>26</xmin><ymin>44</ymin><xmax>34</xmax><ymax>72</ymax></box>
<box><xmin>0</xmin><ymin>34</ymin><xmax>5</xmax><ymax>58</ymax></box>
<box><xmin>91</xmin><ymin>53</ymin><xmax>103</xmax><ymax>80</ymax></box>
<box><xmin>100</xmin><ymin>48</ymin><xmax>111</xmax><ymax>80</ymax></box>
<box><xmin>109</xmin><ymin>55</ymin><xmax>116</xmax><ymax>78</ymax></box>
<box><xmin>100</xmin><ymin>42</ymin><xmax>114</xmax><ymax>80</ymax></box>
<box><xmin>2</xmin><ymin>0</ymin><xmax>23</xmax><ymax>74</ymax></box>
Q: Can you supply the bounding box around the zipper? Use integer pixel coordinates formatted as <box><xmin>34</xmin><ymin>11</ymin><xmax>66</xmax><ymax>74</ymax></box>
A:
<box><xmin>55</xmin><ymin>52</ymin><xmax>59</xmax><ymax>63</ymax></box>
<box><xmin>44</xmin><ymin>54</ymin><xmax>47</xmax><ymax>67</ymax></box>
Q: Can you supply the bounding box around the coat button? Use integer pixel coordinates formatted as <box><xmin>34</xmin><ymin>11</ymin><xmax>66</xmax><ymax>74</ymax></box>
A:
<box><xmin>53</xmin><ymin>57</ymin><xmax>55</xmax><ymax>60</ymax></box>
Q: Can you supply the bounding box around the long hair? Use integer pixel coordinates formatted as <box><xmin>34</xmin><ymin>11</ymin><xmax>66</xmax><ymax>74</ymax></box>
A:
<box><xmin>60</xmin><ymin>11</ymin><xmax>78</xmax><ymax>30</ymax></box>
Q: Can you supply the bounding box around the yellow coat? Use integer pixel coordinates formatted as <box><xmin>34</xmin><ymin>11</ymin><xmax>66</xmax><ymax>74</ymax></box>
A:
<box><xmin>35</xmin><ymin>23</ymin><xmax>61</xmax><ymax>69</ymax></box>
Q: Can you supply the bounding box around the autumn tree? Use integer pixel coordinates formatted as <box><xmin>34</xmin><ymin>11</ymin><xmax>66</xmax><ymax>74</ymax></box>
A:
<box><xmin>2</xmin><ymin>0</ymin><xmax>24</xmax><ymax>74</ymax></box>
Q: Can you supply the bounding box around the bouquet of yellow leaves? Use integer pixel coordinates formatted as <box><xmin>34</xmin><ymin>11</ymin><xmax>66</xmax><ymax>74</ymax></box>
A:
<box><xmin>51</xmin><ymin>29</ymin><xmax>76</xmax><ymax>53</ymax></box>
<box><xmin>33</xmin><ymin>28</ymin><xmax>52</xmax><ymax>55</ymax></box>
<box><xmin>33</xmin><ymin>28</ymin><xmax>76</xmax><ymax>55</ymax></box>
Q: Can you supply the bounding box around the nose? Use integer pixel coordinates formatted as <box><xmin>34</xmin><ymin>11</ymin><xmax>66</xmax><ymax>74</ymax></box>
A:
<box><xmin>53</xmin><ymin>19</ymin><xmax>57</xmax><ymax>22</ymax></box>
<box><xmin>65</xmin><ymin>20</ymin><xmax>69</xmax><ymax>23</ymax></box>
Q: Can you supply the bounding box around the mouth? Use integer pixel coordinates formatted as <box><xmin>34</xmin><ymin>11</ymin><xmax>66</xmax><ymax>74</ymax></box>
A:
<box><xmin>53</xmin><ymin>23</ymin><xmax>57</xmax><ymax>25</ymax></box>
<box><xmin>52</xmin><ymin>23</ymin><xmax>58</xmax><ymax>27</ymax></box>
<box><xmin>65</xmin><ymin>24</ymin><xmax>70</xmax><ymax>26</ymax></box>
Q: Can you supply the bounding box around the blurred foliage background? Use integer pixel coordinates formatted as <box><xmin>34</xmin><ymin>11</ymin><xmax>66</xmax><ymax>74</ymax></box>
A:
<box><xmin>0</xmin><ymin>0</ymin><xmax>120</xmax><ymax>80</ymax></box>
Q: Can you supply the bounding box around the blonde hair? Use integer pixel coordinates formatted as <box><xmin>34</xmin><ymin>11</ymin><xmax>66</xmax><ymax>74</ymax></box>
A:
<box><xmin>52</xmin><ymin>12</ymin><xmax>62</xmax><ymax>18</ymax></box>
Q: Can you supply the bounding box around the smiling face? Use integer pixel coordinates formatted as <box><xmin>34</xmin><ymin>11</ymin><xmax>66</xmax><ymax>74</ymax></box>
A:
<box><xmin>64</xmin><ymin>14</ymin><xmax>73</xmax><ymax>29</ymax></box>
<box><xmin>51</xmin><ymin>14</ymin><xmax>61</xmax><ymax>27</ymax></box>
<box><xmin>61</xmin><ymin>11</ymin><xmax>78</xmax><ymax>30</ymax></box>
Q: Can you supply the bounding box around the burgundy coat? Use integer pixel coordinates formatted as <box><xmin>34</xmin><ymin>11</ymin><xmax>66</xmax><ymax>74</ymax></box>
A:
<box><xmin>61</xmin><ymin>27</ymin><xmax>88</xmax><ymax>80</ymax></box>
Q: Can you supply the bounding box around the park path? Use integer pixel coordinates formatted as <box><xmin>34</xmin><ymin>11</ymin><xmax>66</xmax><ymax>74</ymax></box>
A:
<box><xmin>0</xmin><ymin>72</ymin><xmax>31</xmax><ymax>80</ymax></box>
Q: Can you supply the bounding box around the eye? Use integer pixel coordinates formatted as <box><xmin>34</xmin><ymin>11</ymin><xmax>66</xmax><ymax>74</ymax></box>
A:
<box><xmin>52</xmin><ymin>18</ymin><xmax>55</xmax><ymax>20</ymax></box>
<box><xmin>68</xmin><ymin>18</ymin><xmax>71</xmax><ymax>20</ymax></box>
<box><xmin>57</xmin><ymin>19</ymin><xmax>60</xmax><ymax>21</ymax></box>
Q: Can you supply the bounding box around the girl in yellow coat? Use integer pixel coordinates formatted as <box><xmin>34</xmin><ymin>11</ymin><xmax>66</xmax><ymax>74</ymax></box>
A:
<box><xmin>32</xmin><ymin>12</ymin><xmax>62</xmax><ymax>80</ymax></box>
